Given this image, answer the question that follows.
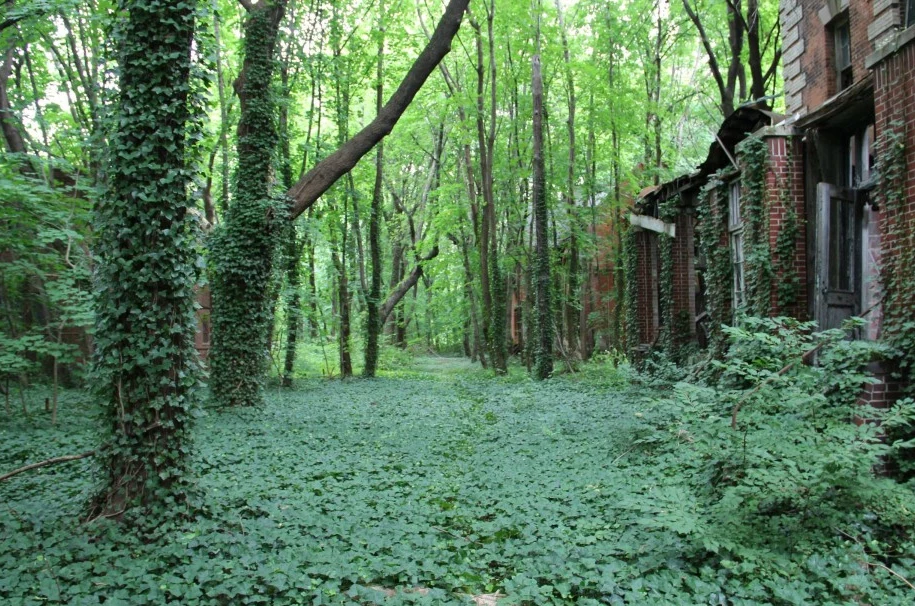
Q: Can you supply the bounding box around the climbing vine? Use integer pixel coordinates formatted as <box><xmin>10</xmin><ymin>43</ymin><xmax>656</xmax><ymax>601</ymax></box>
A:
<box><xmin>623</xmin><ymin>225</ymin><xmax>640</xmax><ymax>357</ymax></box>
<box><xmin>773</xmin><ymin>151</ymin><xmax>800</xmax><ymax>309</ymax></box>
<box><xmin>208</xmin><ymin>3</ymin><xmax>287</xmax><ymax>407</ymax></box>
<box><xmin>657</xmin><ymin>232</ymin><xmax>673</xmax><ymax>353</ymax></box>
<box><xmin>737</xmin><ymin>135</ymin><xmax>773</xmax><ymax>316</ymax></box>
<box><xmin>656</xmin><ymin>197</ymin><xmax>677</xmax><ymax>357</ymax></box>
<box><xmin>875</xmin><ymin>121</ymin><xmax>915</xmax><ymax>379</ymax></box>
<box><xmin>695</xmin><ymin>171</ymin><xmax>732</xmax><ymax>357</ymax></box>
<box><xmin>90</xmin><ymin>0</ymin><xmax>209</xmax><ymax>515</ymax></box>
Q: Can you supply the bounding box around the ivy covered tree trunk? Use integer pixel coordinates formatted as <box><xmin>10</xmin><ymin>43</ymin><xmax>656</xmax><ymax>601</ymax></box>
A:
<box><xmin>472</xmin><ymin>6</ymin><xmax>506</xmax><ymax>374</ymax></box>
<box><xmin>90</xmin><ymin>0</ymin><xmax>204</xmax><ymax>515</ymax></box>
<box><xmin>330</xmin><ymin>4</ymin><xmax>354</xmax><ymax>378</ymax></box>
<box><xmin>209</xmin><ymin>1</ymin><xmax>286</xmax><ymax>407</ymax></box>
<box><xmin>532</xmin><ymin>54</ymin><xmax>552</xmax><ymax>379</ymax></box>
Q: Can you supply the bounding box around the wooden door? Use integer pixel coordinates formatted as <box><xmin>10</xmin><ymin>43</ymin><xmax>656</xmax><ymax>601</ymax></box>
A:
<box><xmin>815</xmin><ymin>183</ymin><xmax>862</xmax><ymax>330</ymax></box>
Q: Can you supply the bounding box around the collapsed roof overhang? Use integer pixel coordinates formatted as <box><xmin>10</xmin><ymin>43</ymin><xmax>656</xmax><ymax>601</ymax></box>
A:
<box><xmin>795</xmin><ymin>73</ymin><xmax>874</xmax><ymax>130</ymax></box>
<box><xmin>635</xmin><ymin>106</ymin><xmax>782</xmax><ymax>215</ymax></box>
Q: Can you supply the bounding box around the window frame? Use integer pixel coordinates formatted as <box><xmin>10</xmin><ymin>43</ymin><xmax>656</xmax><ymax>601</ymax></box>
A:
<box><xmin>833</xmin><ymin>17</ymin><xmax>852</xmax><ymax>91</ymax></box>
<box><xmin>728</xmin><ymin>181</ymin><xmax>746</xmax><ymax>310</ymax></box>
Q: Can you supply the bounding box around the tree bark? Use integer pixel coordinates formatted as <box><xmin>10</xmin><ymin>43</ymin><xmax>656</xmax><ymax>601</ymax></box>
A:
<box><xmin>364</xmin><ymin>30</ymin><xmax>384</xmax><ymax>378</ymax></box>
<box><xmin>532</xmin><ymin>54</ymin><xmax>552</xmax><ymax>379</ymax></box>
<box><xmin>0</xmin><ymin>48</ymin><xmax>27</xmax><ymax>154</ymax></box>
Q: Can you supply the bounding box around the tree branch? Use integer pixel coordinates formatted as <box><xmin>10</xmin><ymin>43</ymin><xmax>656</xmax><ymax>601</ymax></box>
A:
<box><xmin>1</xmin><ymin>451</ymin><xmax>95</xmax><ymax>482</ymax></box>
<box><xmin>681</xmin><ymin>0</ymin><xmax>730</xmax><ymax>115</ymax></box>
<box><xmin>288</xmin><ymin>0</ymin><xmax>470</xmax><ymax>219</ymax></box>
<box><xmin>380</xmin><ymin>246</ymin><xmax>439</xmax><ymax>322</ymax></box>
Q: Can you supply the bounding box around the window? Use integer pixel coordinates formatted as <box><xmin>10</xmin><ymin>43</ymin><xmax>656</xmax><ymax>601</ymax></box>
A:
<box><xmin>908</xmin><ymin>0</ymin><xmax>915</xmax><ymax>29</ymax></box>
<box><xmin>846</xmin><ymin>123</ymin><xmax>875</xmax><ymax>188</ymax></box>
<box><xmin>834</xmin><ymin>18</ymin><xmax>852</xmax><ymax>90</ymax></box>
<box><xmin>827</xmin><ymin>197</ymin><xmax>856</xmax><ymax>292</ymax></box>
<box><xmin>728</xmin><ymin>182</ymin><xmax>746</xmax><ymax>309</ymax></box>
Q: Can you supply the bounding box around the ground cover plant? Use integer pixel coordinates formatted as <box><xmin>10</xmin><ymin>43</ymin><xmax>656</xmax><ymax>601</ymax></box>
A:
<box><xmin>3</xmin><ymin>353</ymin><xmax>915</xmax><ymax>605</ymax></box>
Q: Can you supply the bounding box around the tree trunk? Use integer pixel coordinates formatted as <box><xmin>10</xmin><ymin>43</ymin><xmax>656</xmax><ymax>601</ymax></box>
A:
<box><xmin>209</xmin><ymin>1</ymin><xmax>287</xmax><ymax>407</ymax></box>
<box><xmin>364</xmin><ymin>31</ymin><xmax>384</xmax><ymax>378</ymax></box>
<box><xmin>90</xmin><ymin>0</ymin><xmax>202</xmax><ymax>516</ymax></box>
<box><xmin>532</xmin><ymin>54</ymin><xmax>552</xmax><ymax>379</ymax></box>
<box><xmin>555</xmin><ymin>0</ymin><xmax>579</xmax><ymax>358</ymax></box>
<box><xmin>213</xmin><ymin>2</ymin><xmax>231</xmax><ymax>213</ymax></box>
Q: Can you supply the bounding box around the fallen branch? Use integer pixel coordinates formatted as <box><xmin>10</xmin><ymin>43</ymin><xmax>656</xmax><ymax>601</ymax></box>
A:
<box><xmin>837</xmin><ymin>528</ymin><xmax>915</xmax><ymax>593</ymax></box>
<box><xmin>0</xmin><ymin>450</ymin><xmax>95</xmax><ymax>482</ymax></box>
<box><xmin>431</xmin><ymin>524</ymin><xmax>483</xmax><ymax>546</ymax></box>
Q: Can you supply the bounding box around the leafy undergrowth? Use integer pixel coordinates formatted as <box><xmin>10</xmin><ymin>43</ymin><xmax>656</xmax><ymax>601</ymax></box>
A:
<box><xmin>2</xmin><ymin>357</ymin><xmax>914</xmax><ymax>604</ymax></box>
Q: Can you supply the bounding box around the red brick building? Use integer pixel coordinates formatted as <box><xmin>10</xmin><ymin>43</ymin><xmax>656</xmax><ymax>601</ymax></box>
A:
<box><xmin>195</xmin><ymin>286</ymin><xmax>212</xmax><ymax>362</ymax></box>
<box><xmin>629</xmin><ymin>0</ymin><xmax>915</xmax><ymax>404</ymax></box>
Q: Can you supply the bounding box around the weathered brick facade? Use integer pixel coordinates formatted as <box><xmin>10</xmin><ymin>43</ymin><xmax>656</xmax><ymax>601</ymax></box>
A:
<box><xmin>763</xmin><ymin>134</ymin><xmax>808</xmax><ymax>319</ymax></box>
<box><xmin>195</xmin><ymin>286</ymin><xmax>212</xmax><ymax>362</ymax></box>
<box><xmin>630</xmin><ymin>0</ymin><xmax>915</xmax><ymax>408</ymax></box>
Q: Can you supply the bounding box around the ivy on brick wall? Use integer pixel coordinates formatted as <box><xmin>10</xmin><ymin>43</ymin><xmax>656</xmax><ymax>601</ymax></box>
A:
<box><xmin>737</xmin><ymin>136</ymin><xmax>774</xmax><ymax>317</ymax></box>
<box><xmin>623</xmin><ymin>225</ymin><xmax>640</xmax><ymax>356</ymax></box>
<box><xmin>875</xmin><ymin>122</ymin><xmax>915</xmax><ymax>380</ymax></box>
<box><xmin>773</xmin><ymin>154</ymin><xmax>800</xmax><ymax>309</ymax></box>
<box><xmin>656</xmin><ymin>196</ymin><xmax>692</xmax><ymax>360</ymax></box>
<box><xmin>657</xmin><ymin>232</ymin><xmax>674</xmax><ymax>354</ymax></box>
<box><xmin>696</xmin><ymin>172</ymin><xmax>732</xmax><ymax>357</ymax></box>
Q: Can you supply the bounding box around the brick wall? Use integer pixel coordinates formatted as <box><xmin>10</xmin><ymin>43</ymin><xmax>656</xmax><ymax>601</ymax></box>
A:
<box><xmin>783</xmin><ymin>0</ymin><xmax>885</xmax><ymax>116</ymax></box>
<box><xmin>864</xmin><ymin>31</ymin><xmax>915</xmax><ymax>409</ymax></box>
<box><xmin>634</xmin><ymin>230</ymin><xmax>658</xmax><ymax>346</ymax></box>
<box><xmin>195</xmin><ymin>286</ymin><xmax>211</xmax><ymax>362</ymax></box>
<box><xmin>858</xmin><ymin>362</ymin><xmax>908</xmax><ymax>409</ymax></box>
<box><xmin>872</xmin><ymin>29</ymin><xmax>915</xmax><ymax>364</ymax></box>
<box><xmin>670</xmin><ymin>212</ymin><xmax>696</xmax><ymax>338</ymax></box>
<box><xmin>765</xmin><ymin>135</ymin><xmax>809</xmax><ymax>318</ymax></box>
<box><xmin>873</xmin><ymin>35</ymin><xmax>915</xmax><ymax>248</ymax></box>
<box><xmin>631</xmin><ymin>208</ymin><xmax>698</xmax><ymax>349</ymax></box>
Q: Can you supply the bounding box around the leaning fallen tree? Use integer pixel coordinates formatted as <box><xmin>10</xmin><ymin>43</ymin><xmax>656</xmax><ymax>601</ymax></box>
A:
<box><xmin>286</xmin><ymin>0</ymin><xmax>470</xmax><ymax>219</ymax></box>
<box><xmin>380</xmin><ymin>246</ymin><xmax>440</xmax><ymax>323</ymax></box>
<box><xmin>207</xmin><ymin>0</ymin><xmax>471</xmax><ymax>406</ymax></box>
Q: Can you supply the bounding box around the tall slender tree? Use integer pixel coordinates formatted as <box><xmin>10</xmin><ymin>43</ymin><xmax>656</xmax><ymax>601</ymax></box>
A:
<box><xmin>532</xmin><ymin>50</ymin><xmax>552</xmax><ymax>379</ymax></box>
<box><xmin>364</xmin><ymin>23</ymin><xmax>385</xmax><ymax>378</ymax></box>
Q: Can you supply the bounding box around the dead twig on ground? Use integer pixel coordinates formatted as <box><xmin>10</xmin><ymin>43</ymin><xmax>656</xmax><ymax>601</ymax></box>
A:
<box><xmin>1</xmin><ymin>450</ymin><xmax>95</xmax><ymax>482</ymax></box>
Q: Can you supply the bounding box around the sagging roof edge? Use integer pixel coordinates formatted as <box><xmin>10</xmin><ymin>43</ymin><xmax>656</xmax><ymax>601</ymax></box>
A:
<box><xmin>635</xmin><ymin>106</ymin><xmax>785</xmax><ymax>213</ymax></box>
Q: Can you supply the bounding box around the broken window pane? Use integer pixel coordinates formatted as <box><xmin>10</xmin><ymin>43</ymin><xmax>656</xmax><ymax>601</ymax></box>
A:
<box><xmin>828</xmin><ymin>198</ymin><xmax>854</xmax><ymax>291</ymax></box>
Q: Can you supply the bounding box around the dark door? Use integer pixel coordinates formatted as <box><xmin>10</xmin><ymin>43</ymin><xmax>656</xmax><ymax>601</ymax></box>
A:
<box><xmin>815</xmin><ymin>183</ymin><xmax>862</xmax><ymax>330</ymax></box>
